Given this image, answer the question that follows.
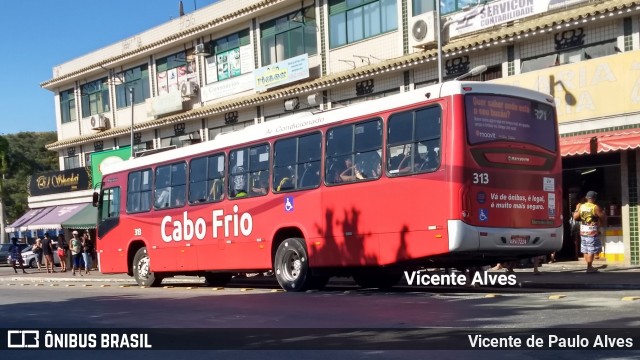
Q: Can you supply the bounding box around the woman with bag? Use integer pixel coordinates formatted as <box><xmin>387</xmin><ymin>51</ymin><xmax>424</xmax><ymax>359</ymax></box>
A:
<box><xmin>81</xmin><ymin>232</ymin><xmax>93</xmax><ymax>274</ymax></box>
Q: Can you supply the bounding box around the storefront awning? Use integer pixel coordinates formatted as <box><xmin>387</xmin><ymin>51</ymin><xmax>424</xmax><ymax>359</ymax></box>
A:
<box><xmin>25</xmin><ymin>204</ymin><xmax>89</xmax><ymax>231</ymax></box>
<box><xmin>5</xmin><ymin>207</ymin><xmax>55</xmax><ymax>232</ymax></box>
<box><xmin>560</xmin><ymin>129</ymin><xmax>640</xmax><ymax>157</ymax></box>
<box><xmin>61</xmin><ymin>204</ymin><xmax>97</xmax><ymax>230</ymax></box>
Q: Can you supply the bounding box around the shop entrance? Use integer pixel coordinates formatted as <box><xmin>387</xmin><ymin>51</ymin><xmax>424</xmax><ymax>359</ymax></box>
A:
<box><xmin>561</xmin><ymin>152</ymin><xmax>620</xmax><ymax>260</ymax></box>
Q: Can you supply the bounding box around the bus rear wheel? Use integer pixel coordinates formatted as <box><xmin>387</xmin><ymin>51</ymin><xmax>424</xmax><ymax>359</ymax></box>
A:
<box><xmin>274</xmin><ymin>238</ymin><xmax>313</xmax><ymax>292</ymax></box>
<box><xmin>132</xmin><ymin>247</ymin><xmax>162</xmax><ymax>287</ymax></box>
<box><xmin>203</xmin><ymin>273</ymin><xmax>233</xmax><ymax>286</ymax></box>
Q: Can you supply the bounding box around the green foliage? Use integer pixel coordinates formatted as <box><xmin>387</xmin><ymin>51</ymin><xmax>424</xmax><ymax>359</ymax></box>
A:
<box><xmin>1</xmin><ymin>132</ymin><xmax>58</xmax><ymax>223</ymax></box>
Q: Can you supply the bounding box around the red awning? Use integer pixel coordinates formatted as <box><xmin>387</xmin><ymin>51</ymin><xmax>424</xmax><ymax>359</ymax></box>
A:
<box><xmin>560</xmin><ymin>129</ymin><xmax>640</xmax><ymax>157</ymax></box>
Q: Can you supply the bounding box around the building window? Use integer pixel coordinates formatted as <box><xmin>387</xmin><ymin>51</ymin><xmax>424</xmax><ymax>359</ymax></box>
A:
<box><xmin>154</xmin><ymin>162</ymin><xmax>187</xmax><ymax>209</ymax></box>
<box><xmin>63</xmin><ymin>155</ymin><xmax>81</xmax><ymax>169</ymax></box>
<box><xmin>126</xmin><ymin>169</ymin><xmax>152</xmax><ymax>213</ymax></box>
<box><xmin>520</xmin><ymin>41</ymin><xmax>618</xmax><ymax>74</ymax></box>
<box><xmin>260</xmin><ymin>6</ymin><xmax>317</xmax><ymax>65</ymax></box>
<box><xmin>84</xmin><ymin>152</ymin><xmax>93</xmax><ymax>167</ymax></box>
<box><xmin>116</xmin><ymin>64</ymin><xmax>150</xmax><ymax>109</ymax></box>
<box><xmin>81</xmin><ymin>78</ymin><xmax>110</xmax><ymax>118</ymax></box>
<box><xmin>156</xmin><ymin>50</ymin><xmax>196</xmax><ymax>95</ymax></box>
<box><xmin>60</xmin><ymin>89</ymin><xmax>76</xmax><ymax>124</ymax></box>
<box><xmin>624</xmin><ymin>17</ymin><xmax>632</xmax><ymax>52</ymax></box>
<box><xmin>329</xmin><ymin>0</ymin><xmax>398</xmax><ymax>48</ymax></box>
<box><xmin>325</xmin><ymin>118</ymin><xmax>383</xmax><ymax>184</ymax></box>
<box><xmin>208</xmin><ymin>121</ymin><xmax>252</xmax><ymax>140</ymax></box>
<box><xmin>439</xmin><ymin>0</ymin><xmax>477</xmax><ymax>15</ymax></box>
<box><xmin>228</xmin><ymin>144</ymin><xmax>270</xmax><ymax>198</ymax></box>
<box><xmin>189</xmin><ymin>153</ymin><xmax>225</xmax><ymax>203</ymax></box>
<box><xmin>205</xmin><ymin>30</ymin><xmax>250</xmax><ymax>84</ymax></box>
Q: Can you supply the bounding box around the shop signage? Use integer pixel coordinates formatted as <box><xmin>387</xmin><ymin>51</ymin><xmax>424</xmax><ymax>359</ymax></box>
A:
<box><xmin>201</xmin><ymin>73</ymin><xmax>254</xmax><ymax>103</ymax></box>
<box><xmin>490</xmin><ymin>49</ymin><xmax>640</xmax><ymax>124</ymax></box>
<box><xmin>29</xmin><ymin>168</ymin><xmax>92</xmax><ymax>196</ymax></box>
<box><xmin>254</xmin><ymin>54</ymin><xmax>309</xmax><ymax>92</ymax></box>
<box><xmin>90</xmin><ymin>147</ymin><xmax>131</xmax><ymax>188</ymax></box>
<box><xmin>449</xmin><ymin>0</ymin><xmax>589</xmax><ymax>38</ymax></box>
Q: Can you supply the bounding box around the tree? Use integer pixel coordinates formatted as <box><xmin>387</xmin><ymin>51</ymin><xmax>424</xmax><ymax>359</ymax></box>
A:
<box><xmin>1</xmin><ymin>132</ymin><xmax>58</xmax><ymax>224</ymax></box>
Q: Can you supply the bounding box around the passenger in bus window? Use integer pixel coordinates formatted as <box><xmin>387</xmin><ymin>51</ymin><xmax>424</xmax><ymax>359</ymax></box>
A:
<box><xmin>251</xmin><ymin>171</ymin><xmax>269</xmax><ymax>196</ymax></box>
<box><xmin>355</xmin><ymin>151</ymin><xmax>381</xmax><ymax>179</ymax></box>
<box><xmin>230</xmin><ymin>165</ymin><xmax>247</xmax><ymax>198</ymax></box>
<box><xmin>339</xmin><ymin>157</ymin><xmax>361</xmax><ymax>182</ymax></box>
<box><xmin>208</xmin><ymin>179</ymin><xmax>224</xmax><ymax>201</ymax></box>
<box><xmin>173</xmin><ymin>187</ymin><xmax>186</xmax><ymax>207</ymax></box>
<box><xmin>275</xmin><ymin>167</ymin><xmax>295</xmax><ymax>192</ymax></box>
<box><xmin>155</xmin><ymin>187</ymin><xmax>171</xmax><ymax>208</ymax></box>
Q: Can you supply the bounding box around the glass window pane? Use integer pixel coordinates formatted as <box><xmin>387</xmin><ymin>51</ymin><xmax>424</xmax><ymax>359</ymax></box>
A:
<box><xmin>298</xmin><ymin>132</ymin><xmax>322</xmax><ymax>162</ymax></box>
<box><xmin>190</xmin><ymin>157</ymin><xmax>207</xmax><ymax>183</ymax></box>
<box><xmin>327</xmin><ymin>125</ymin><xmax>353</xmax><ymax>156</ymax></box>
<box><xmin>381</xmin><ymin>0</ymin><xmax>397</xmax><ymax>32</ymax></box>
<box><xmin>364</xmin><ymin>3</ymin><xmax>381</xmax><ymax>38</ymax></box>
<box><xmin>388</xmin><ymin>111</ymin><xmax>414</xmax><ymax>144</ymax></box>
<box><xmin>355</xmin><ymin>119</ymin><xmax>382</xmax><ymax>152</ymax></box>
<box><xmin>275</xmin><ymin>138</ymin><xmax>297</xmax><ymax>167</ymax></box>
<box><xmin>415</xmin><ymin>107</ymin><xmax>441</xmax><ymax>140</ymax></box>
<box><xmin>330</xmin><ymin>13</ymin><xmax>347</xmax><ymax>47</ymax></box>
<box><xmin>347</xmin><ymin>7</ymin><xmax>364</xmax><ymax>43</ymax></box>
<box><xmin>171</xmin><ymin>162</ymin><xmax>187</xmax><ymax>186</ymax></box>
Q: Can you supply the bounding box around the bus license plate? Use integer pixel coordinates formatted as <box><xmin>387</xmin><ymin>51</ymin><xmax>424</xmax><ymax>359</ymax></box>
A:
<box><xmin>508</xmin><ymin>236</ymin><xmax>529</xmax><ymax>245</ymax></box>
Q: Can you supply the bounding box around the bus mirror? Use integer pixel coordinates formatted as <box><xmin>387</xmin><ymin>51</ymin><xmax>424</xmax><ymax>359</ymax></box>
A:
<box><xmin>92</xmin><ymin>192</ymin><xmax>99</xmax><ymax>207</ymax></box>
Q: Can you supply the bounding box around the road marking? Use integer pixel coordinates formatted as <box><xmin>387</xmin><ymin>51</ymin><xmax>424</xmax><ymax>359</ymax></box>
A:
<box><xmin>240</xmin><ymin>288</ymin><xmax>254</xmax><ymax>292</ymax></box>
<box><xmin>82</xmin><ymin>284</ymin><xmax>92</xmax><ymax>287</ymax></box>
<box><xmin>621</xmin><ymin>296</ymin><xmax>640</xmax><ymax>301</ymax></box>
<box><xmin>548</xmin><ymin>294</ymin><xmax>566</xmax><ymax>300</ymax></box>
<box><xmin>65</xmin><ymin>284</ymin><xmax>75</xmax><ymax>287</ymax></box>
<box><xmin>100</xmin><ymin>285</ymin><xmax>110</xmax><ymax>287</ymax></box>
<box><xmin>119</xmin><ymin>285</ymin><xmax>131</xmax><ymax>288</ymax></box>
<box><xmin>485</xmin><ymin>294</ymin><xmax>500</xmax><ymax>298</ymax></box>
<box><xmin>210</xmin><ymin>287</ymin><xmax>224</xmax><ymax>291</ymax></box>
<box><xmin>271</xmin><ymin>289</ymin><xmax>284</xmax><ymax>292</ymax></box>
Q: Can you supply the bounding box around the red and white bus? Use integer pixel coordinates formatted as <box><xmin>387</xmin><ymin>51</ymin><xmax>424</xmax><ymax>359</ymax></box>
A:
<box><xmin>94</xmin><ymin>81</ymin><xmax>562</xmax><ymax>291</ymax></box>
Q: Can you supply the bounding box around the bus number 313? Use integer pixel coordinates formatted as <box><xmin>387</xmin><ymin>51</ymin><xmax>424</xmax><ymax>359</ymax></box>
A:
<box><xmin>473</xmin><ymin>173</ymin><xmax>489</xmax><ymax>184</ymax></box>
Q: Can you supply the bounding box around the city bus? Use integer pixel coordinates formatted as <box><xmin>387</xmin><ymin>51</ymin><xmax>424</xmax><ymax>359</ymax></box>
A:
<box><xmin>94</xmin><ymin>80</ymin><xmax>562</xmax><ymax>291</ymax></box>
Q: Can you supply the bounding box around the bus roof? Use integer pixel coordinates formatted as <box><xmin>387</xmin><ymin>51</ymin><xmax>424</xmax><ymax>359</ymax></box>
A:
<box><xmin>102</xmin><ymin>81</ymin><xmax>554</xmax><ymax>176</ymax></box>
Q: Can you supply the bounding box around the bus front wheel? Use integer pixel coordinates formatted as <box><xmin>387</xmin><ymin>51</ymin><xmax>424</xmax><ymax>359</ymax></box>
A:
<box><xmin>132</xmin><ymin>247</ymin><xmax>162</xmax><ymax>287</ymax></box>
<box><xmin>274</xmin><ymin>238</ymin><xmax>312</xmax><ymax>292</ymax></box>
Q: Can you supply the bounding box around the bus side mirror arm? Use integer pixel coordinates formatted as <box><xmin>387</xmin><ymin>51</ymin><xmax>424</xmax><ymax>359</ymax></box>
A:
<box><xmin>92</xmin><ymin>192</ymin><xmax>99</xmax><ymax>207</ymax></box>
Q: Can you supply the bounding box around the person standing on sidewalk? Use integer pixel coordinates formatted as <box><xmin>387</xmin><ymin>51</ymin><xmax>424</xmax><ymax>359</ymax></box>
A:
<box><xmin>32</xmin><ymin>238</ymin><xmax>43</xmax><ymax>271</ymax></box>
<box><xmin>70</xmin><ymin>231</ymin><xmax>83</xmax><ymax>276</ymax></box>
<box><xmin>573</xmin><ymin>191</ymin><xmax>607</xmax><ymax>273</ymax></box>
<box><xmin>42</xmin><ymin>233</ymin><xmax>55</xmax><ymax>273</ymax></box>
<box><xmin>80</xmin><ymin>232</ymin><xmax>93</xmax><ymax>275</ymax></box>
<box><xmin>57</xmin><ymin>234</ymin><xmax>69</xmax><ymax>272</ymax></box>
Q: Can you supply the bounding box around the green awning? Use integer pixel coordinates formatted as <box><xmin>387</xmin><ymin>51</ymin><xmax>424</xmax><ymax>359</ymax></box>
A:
<box><xmin>61</xmin><ymin>203</ymin><xmax>98</xmax><ymax>230</ymax></box>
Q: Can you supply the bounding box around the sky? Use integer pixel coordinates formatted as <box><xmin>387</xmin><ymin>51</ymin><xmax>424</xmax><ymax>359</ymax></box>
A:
<box><xmin>0</xmin><ymin>0</ymin><xmax>219</xmax><ymax>135</ymax></box>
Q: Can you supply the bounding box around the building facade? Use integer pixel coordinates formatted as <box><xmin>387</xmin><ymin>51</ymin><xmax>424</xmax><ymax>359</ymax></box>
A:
<box><xmin>38</xmin><ymin>0</ymin><xmax>640</xmax><ymax>265</ymax></box>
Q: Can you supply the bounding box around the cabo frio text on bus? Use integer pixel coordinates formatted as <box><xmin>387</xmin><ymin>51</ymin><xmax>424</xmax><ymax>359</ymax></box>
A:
<box><xmin>161</xmin><ymin>205</ymin><xmax>253</xmax><ymax>242</ymax></box>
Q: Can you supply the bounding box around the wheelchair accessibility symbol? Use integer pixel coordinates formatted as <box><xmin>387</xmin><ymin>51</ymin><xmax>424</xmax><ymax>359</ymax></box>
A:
<box><xmin>479</xmin><ymin>208</ymin><xmax>488</xmax><ymax>222</ymax></box>
<box><xmin>284</xmin><ymin>196</ymin><xmax>294</xmax><ymax>212</ymax></box>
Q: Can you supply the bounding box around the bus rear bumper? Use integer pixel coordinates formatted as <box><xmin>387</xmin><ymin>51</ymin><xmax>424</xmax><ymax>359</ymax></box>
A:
<box><xmin>448</xmin><ymin>220</ymin><xmax>563</xmax><ymax>254</ymax></box>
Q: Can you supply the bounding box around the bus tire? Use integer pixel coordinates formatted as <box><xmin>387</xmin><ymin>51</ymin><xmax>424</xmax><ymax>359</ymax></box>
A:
<box><xmin>132</xmin><ymin>247</ymin><xmax>162</xmax><ymax>287</ymax></box>
<box><xmin>203</xmin><ymin>273</ymin><xmax>233</xmax><ymax>286</ymax></box>
<box><xmin>353</xmin><ymin>270</ymin><xmax>401</xmax><ymax>289</ymax></box>
<box><xmin>274</xmin><ymin>238</ymin><xmax>312</xmax><ymax>292</ymax></box>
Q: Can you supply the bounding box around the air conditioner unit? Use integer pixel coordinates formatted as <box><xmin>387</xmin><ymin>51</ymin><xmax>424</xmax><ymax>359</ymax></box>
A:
<box><xmin>409</xmin><ymin>11</ymin><xmax>437</xmax><ymax>51</ymax></box>
<box><xmin>194</xmin><ymin>43</ymin><xmax>211</xmax><ymax>56</ymax></box>
<box><xmin>180</xmin><ymin>81</ymin><xmax>199</xmax><ymax>98</ymax></box>
<box><xmin>90</xmin><ymin>114</ymin><xmax>107</xmax><ymax>130</ymax></box>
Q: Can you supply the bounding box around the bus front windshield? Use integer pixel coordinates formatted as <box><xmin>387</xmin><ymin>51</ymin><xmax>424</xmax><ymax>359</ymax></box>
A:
<box><xmin>465</xmin><ymin>94</ymin><xmax>557</xmax><ymax>153</ymax></box>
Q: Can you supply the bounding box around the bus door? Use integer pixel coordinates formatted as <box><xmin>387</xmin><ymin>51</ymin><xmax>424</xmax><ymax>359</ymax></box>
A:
<box><xmin>97</xmin><ymin>186</ymin><xmax>126</xmax><ymax>273</ymax></box>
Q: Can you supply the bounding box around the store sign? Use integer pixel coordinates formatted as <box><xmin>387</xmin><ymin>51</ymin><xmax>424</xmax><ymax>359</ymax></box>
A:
<box><xmin>449</xmin><ymin>0</ymin><xmax>589</xmax><ymax>38</ymax></box>
<box><xmin>90</xmin><ymin>147</ymin><xmax>132</xmax><ymax>188</ymax></box>
<box><xmin>490</xmin><ymin>50</ymin><xmax>640</xmax><ymax>124</ymax></box>
<box><xmin>29</xmin><ymin>168</ymin><xmax>91</xmax><ymax>196</ymax></box>
<box><xmin>254</xmin><ymin>54</ymin><xmax>309</xmax><ymax>92</ymax></box>
<box><xmin>201</xmin><ymin>73</ymin><xmax>254</xmax><ymax>103</ymax></box>
<box><xmin>148</xmin><ymin>92</ymin><xmax>183</xmax><ymax>118</ymax></box>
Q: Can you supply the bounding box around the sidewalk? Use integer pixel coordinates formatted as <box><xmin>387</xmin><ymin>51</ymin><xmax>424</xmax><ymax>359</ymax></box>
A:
<box><xmin>1</xmin><ymin>260</ymin><xmax>639</xmax><ymax>290</ymax></box>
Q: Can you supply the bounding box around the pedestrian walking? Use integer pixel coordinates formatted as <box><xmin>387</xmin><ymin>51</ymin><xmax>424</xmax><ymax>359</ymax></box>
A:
<box><xmin>8</xmin><ymin>238</ymin><xmax>27</xmax><ymax>274</ymax></box>
<box><xmin>573</xmin><ymin>191</ymin><xmax>607</xmax><ymax>273</ymax></box>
